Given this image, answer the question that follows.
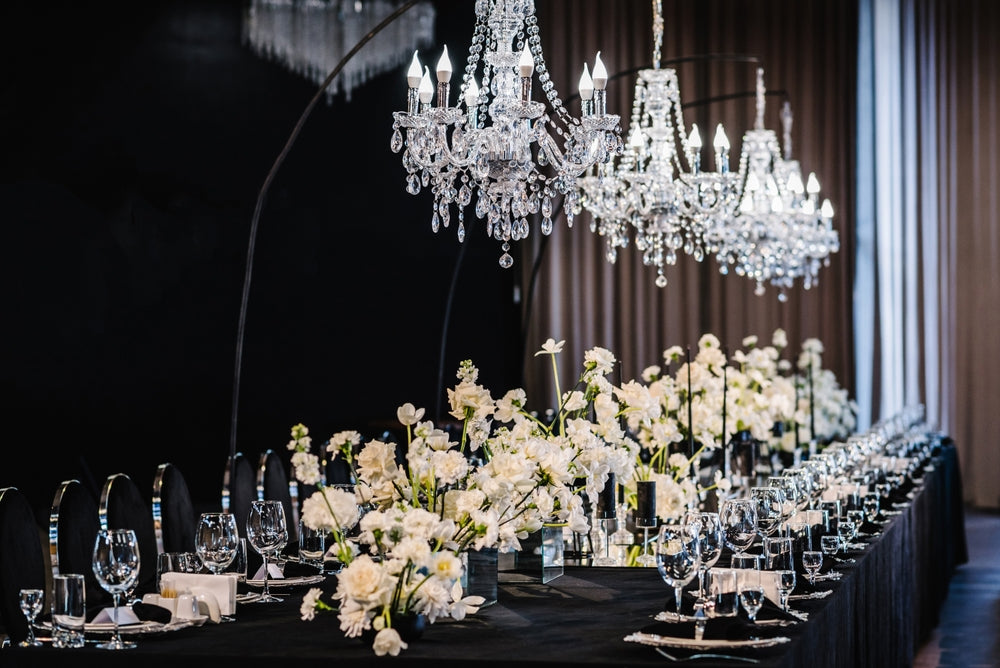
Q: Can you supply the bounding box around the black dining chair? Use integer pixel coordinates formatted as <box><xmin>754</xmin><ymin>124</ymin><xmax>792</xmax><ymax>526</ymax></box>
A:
<box><xmin>152</xmin><ymin>462</ymin><xmax>198</xmax><ymax>554</ymax></box>
<box><xmin>222</xmin><ymin>452</ymin><xmax>256</xmax><ymax>539</ymax></box>
<box><xmin>258</xmin><ymin>449</ymin><xmax>297</xmax><ymax>542</ymax></box>
<box><xmin>98</xmin><ymin>473</ymin><xmax>160</xmax><ymax>597</ymax></box>
<box><xmin>49</xmin><ymin>479</ymin><xmax>112</xmax><ymax>609</ymax></box>
<box><xmin>0</xmin><ymin>487</ymin><xmax>47</xmax><ymax>645</ymax></box>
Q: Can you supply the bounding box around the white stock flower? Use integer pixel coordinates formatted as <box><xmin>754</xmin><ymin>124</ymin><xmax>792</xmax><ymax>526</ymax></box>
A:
<box><xmin>301</xmin><ymin>486</ymin><xmax>360</xmax><ymax>532</ymax></box>
<box><xmin>584</xmin><ymin>346</ymin><xmax>616</xmax><ymax>376</ymax></box>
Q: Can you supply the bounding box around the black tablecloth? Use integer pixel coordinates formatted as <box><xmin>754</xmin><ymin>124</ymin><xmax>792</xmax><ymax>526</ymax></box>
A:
<box><xmin>2</xmin><ymin>444</ymin><xmax>967</xmax><ymax>668</ymax></box>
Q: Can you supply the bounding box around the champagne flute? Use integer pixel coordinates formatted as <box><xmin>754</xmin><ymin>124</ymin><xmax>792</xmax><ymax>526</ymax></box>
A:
<box><xmin>719</xmin><ymin>498</ymin><xmax>758</xmax><ymax>556</ymax></box>
<box><xmin>92</xmin><ymin>528</ymin><xmax>141</xmax><ymax>650</ymax></box>
<box><xmin>18</xmin><ymin>588</ymin><xmax>44</xmax><ymax>647</ymax></box>
<box><xmin>802</xmin><ymin>550</ymin><xmax>823</xmax><ymax>585</ymax></box>
<box><xmin>246</xmin><ymin>500</ymin><xmax>288</xmax><ymax>603</ymax></box>
<box><xmin>195</xmin><ymin>512</ymin><xmax>240</xmax><ymax>621</ymax></box>
<box><xmin>655</xmin><ymin>523</ymin><xmax>698</xmax><ymax>620</ymax></box>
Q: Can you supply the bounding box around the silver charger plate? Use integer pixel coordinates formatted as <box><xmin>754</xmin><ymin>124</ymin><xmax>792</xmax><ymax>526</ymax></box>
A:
<box><xmin>625</xmin><ymin>631</ymin><xmax>791</xmax><ymax>650</ymax></box>
<box><xmin>39</xmin><ymin>618</ymin><xmax>198</xmax><ymax>635</ymax></box>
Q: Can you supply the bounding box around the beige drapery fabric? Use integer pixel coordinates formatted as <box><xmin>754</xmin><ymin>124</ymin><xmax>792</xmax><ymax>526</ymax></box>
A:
<box><xmin>856</xmin><ymin>0</ymin><xmax>999</xmax><ymax>509</ymax></box>
<box><xmin>520</xmin><ymin>1</ymin><xmax>857</xmax><ymax>420</ymax></box>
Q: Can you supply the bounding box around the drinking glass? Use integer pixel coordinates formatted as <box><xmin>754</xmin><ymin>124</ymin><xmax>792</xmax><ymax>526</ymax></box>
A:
<box><xmin>17</xmin><ymin>588</ymin><xmax>43</xmax><ymax>647</ymax></box>
<box><xmin>683</xmin><ymin>511</ymin><xmax>723</xmax><ymax>601</ymax></box>
<box><xmin>730</xmin><ymin>553</ymin><xmax>761</xmax><ymax>570</ymax></box>
<box><xmin>749</xmin><ymin>487</ymin><xmax>785</xmax><ymax>538</ymax></box>
<box><xmin>705</xmin><ymin>568</ymin><xmax>739</xmax><ymax>617</ymax></box>
<box><xmin>195</xmin><ymin>512</ymin><xmax>240</xmax><ymax>621</ymax></box>
<box><xmin>846</xmin><ymin>509</ymin><xmax>866</xmax><ymax>535</ymax></box>
<box><xmin>51</xmin><ymin>574</ymin><xmax>86</xmax><ymax>648</ymax></box>
<box><xmin>768</xmin><ymin>476</ymin><xmax>799</xmax><ymax>522</ymax></box>
<box><xmin>820</xmin><ymin>535</ymin><xmax>841</xmax><ymax>561</ymax></box>
<box><xmin>863</xmin><ymin>494</ymin><xmax>881</xmax><ymax>523</ymax></box>
<box><xmin>837</xmin><ymin>520</ymin><xmax>856</xmax><ymax>551</ymax></box>
<box><xmin>802</xmin><ymin>550</ymin><xmax>823</xmax><ymax>585</ymax></box>
<box><xmin>775</xmin><ymin>569</ymin><xmax>796</xmax><ymax>612</ymax></box>
<box><xmin>298</xmin><ymin>519</ymin><xmax>327</xmax><ymax>570</ymax></box>
<box><xmin>719</xmin><ymin>498</ymin><xmax>758</xmax><ymax>556</ymax></box>
<box><xmin>763</xmin><ymin>536</ymin><xmax>793</xmax><ymax>571</ymax></box>
<box><xmin>787</xmin><ymin>521</ymin><xmax>813</xmax><ymax>553</ymax></box>
<box><xmin>92</xmin><ymin>528</ymin><xmax>141</xmax><ymax>650</ymax></box>
<box><xmin>246</xmin><ymin>500</ymin><xmax>288</xmax><ymax>603</ymax></box>
<box><xmin>737</xmin><ymin>570</ymin><xmax>765</xmax><ymax>624</ymax></box>
<box><xmin>654</xmin><ymin>523</ymin><xmax>698</xmax><ymax>620</ymax></box>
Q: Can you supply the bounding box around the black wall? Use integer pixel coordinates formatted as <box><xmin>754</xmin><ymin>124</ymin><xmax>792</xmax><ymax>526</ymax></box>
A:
<box><xmin>2</xmin><ymin>1</ymin><xmax>520</xmax><ymax>520</ymax></box>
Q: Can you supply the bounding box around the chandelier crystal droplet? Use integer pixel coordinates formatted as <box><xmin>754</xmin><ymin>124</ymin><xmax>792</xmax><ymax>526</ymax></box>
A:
<box><xmin>391</xmin><ymin>0</ymin><xmax>623</xmax><ymax>267</ymax></box>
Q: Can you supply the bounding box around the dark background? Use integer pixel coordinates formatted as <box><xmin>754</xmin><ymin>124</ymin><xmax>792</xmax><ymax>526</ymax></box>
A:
<box><xmin>1</xmin><ymin>1</ymin><xmax>522</xmax><ymax>520</ymax></box>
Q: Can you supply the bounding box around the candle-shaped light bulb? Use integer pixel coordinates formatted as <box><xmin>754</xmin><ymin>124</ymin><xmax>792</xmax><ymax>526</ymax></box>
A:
<box><xmin>713</xmin><ymin>123</ymin><xmax>729</xmax><ymax>150</ymax></box>
<box><xmin>787</xmin><ymin>171</ymin><xmax>805</xmax><ymax>194</ymax></box>
<box><xmin>807</xmin><ymin>172</ymin><xmax>821</xmax><ymax>194</ymax></box>
<box><xmin>464</xmin><ymin>76</ymin><xmax>479</xmax><ymax>108</ymax></box>
<box><xmin>802</xmin><ymin>199</ymin><xmax>816</xmax><ymax>215</ymax></box>
<box><xmin>407</xmin><ymin>51</ymin><xmax>423</xmax><ymax>88</ymax></box>
<box><xmin>771</xmin><ymin>196</ymin><xmax>784</xmax><ymax>213</ymax></box>
<box><xmin>630</xmin><ymin>130</ymin><xmax>644</xmax><ymax>149</ymax></box>
<box><xmin>519</xmin><ymin>44</ymin><xmax>534</xmax><ymax>78</ymax></box>
<box><xmin>436</xmin><ymin>45</ymin><xmax>452</xmax><ymax>82</ymax></box>
<box><xmin>418</xmin><ymin>67</ymin><xmax>433</xmax><ymax>106</ymax></box>
<box><xmin>745</xmin><ymin>172</ymin><xmax>761</xmax><ymax>192</ymax></box>
<box><xmin>578</xmin><ymin>63</ymin><xmax>594</xmax><ymax>100</ymax></box>
<box><xmin>688</xmin><ymin>124</ymin><xmax>702</xmax><ymax>149</ymax></box>
<box><xmin>820</xmin><ymin>198</ymin><xmax>834</xmax><ymax>218</ymax></box>
<box><xmin>592</xmin><ymin>51</ymin><xmax>608</xmax><ymax>90</ymax></box>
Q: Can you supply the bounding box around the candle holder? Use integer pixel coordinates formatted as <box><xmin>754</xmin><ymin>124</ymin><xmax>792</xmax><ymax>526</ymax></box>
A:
<box><xmin>634</xmin><ymin>480</ymin><xmax>658</xmax><ymax>566</ymax></box>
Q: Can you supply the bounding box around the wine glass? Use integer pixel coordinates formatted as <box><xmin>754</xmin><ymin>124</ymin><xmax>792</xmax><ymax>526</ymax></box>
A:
<box><xmin>18</xmin><ymin>588</ymin><xmax>44</xmax><ymax>647</ymax></box>
<box><xmin>846</xmin><ymin>509</ymin><xmax>866</xmax><ymax>537</ymax></box>
<box><xmin>654</xmin><ymin>523</ymin><xmax>698</xmax><ymax>620</ymax></box>
<box><xmin>92</xmin><ymin>528</ymin><xmax>141</xmax><ymax>650</ymax></box>
<box><xmin>683</xmin><ymin>511</ymin><xmax>723</xmax><ymax>602</ymax></box>
<box><xmin>195</xmin><ymin>512</ymin><xmax>240</xmax><ymax>621</ymax></box>
<box><xmin>863</xmin><ymin>494</ymin><xmax>882</xmax><ymax>525</ymax></box>
<box><xmin>802</xmin><ymin>550</ymin><xmax>823</xmax><ymax>585</ymax></box>
<box><xmin>749</xmin><ymin>487</ymin><xmax>785</xmax><ymax>539</ymax></box>
<box><xmin>837</xmin><ymin>519</ymin><xmax>856</xmax><ymax>551</ymax></box>
<box><xmin>820</xmin><ymin>534</ymin><xmax>842</xmax><ymax>563</ymax></box>
<box><xmin>775</xmin><ymin>569</ymin><xmax>796</xmax><ymax>612</ymax></box>
<box><xmin>737</xmin><ymin>571</ymin><xmax>765</xmax><ymax>624</ymax></box>
<box><xmin>246</xmin><ymin>500</ymin><xmax>288</xmax><ymax>603</ymax></box>
<box><xmin>719</xmin><ymin>498</ymin><xmax>758</xmax><ymax>556</ymax></box>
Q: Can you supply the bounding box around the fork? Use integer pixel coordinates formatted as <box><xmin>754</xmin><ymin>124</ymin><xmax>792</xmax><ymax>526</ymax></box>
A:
<box><xmin>655</xmin><ymin>647</ymin><xmax>761</xmax><ymax>663</ymax></box>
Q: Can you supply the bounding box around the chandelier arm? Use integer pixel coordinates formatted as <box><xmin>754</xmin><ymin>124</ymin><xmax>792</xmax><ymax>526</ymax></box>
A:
<box><xmin>229</xmin><ymin>0</ymin><xmax>424</xmax><ymax>462</ymax></box>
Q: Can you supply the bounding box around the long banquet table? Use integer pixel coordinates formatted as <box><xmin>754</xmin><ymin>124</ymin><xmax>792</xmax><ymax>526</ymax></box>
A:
<box><xmin>2</xmin><ymin>442</ymin><xmax>967</xmax><ymax>668</ymax></box>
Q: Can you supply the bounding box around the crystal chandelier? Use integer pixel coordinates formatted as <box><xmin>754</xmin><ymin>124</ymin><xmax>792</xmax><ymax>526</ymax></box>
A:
<box><xmin>712</xmin><ymin>68</ymin><xmax>839</xmax><ymax>300</ymax></box>
<box><xmin>578</xmin><ymin>0</ymin><xmax>740</xmax><ymax>288</ymax></box>
<box><xmin>390</xmin><ymin>0</ymin><xmax>623</xmax><ymax>268</ymax></box>
<box><xmin>243</xmin><ymin>0</ymin><xmax>436</xmax><ymax>103</ymax></box>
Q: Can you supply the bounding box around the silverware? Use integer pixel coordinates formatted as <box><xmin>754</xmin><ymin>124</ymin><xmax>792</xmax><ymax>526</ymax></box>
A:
<box><xmin>655</xmin><ymin>647</ymin><xmax>760</xmax><ymax>663</ymax></box>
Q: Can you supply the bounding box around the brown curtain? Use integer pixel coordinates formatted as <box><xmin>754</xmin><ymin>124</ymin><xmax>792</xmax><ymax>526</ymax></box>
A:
<box><xmin>521</xmin><ymin>1</ymin><xmax>857</xmax><ymax>413</ymax></box>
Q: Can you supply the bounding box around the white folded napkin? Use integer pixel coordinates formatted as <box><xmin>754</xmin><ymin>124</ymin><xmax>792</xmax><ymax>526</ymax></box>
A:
<box><xmin>729</xmin><ymin>568</ymin><xmax>781</xmax><ymax>606</ymax></box>
<box><xmin>251</xmin><ymin>562</ymin><xmax>285</xmax><ymax>581</ymax></box>
<box><xmin>92</xmin><ymin>605</ymin><xmax>142</xmax><ymax>625</ymax></box>
<box><xmin>159</xmin><ymin>573</ymin><xmax>236</xmax><ymax>616</ymax></box>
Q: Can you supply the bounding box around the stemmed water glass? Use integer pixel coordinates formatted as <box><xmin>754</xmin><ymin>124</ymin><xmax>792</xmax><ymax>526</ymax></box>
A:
<box><xmin>737</xmin><ymin>570</ymin><xmax>765</xmax><ymax>624</ymax></box>
<box><xmin>719</xmin><ymin>498</ymin><xmax>758</xmax><ymax>556</ymax></box>
<box><xmin>195</xmin><ymin>512</ymin><xmax>240</xmax><ymax>621</ymax></box>
<box><xmin>18</xmin><ymin>589</ymin><xmax>44</xmax><ymax>647</ymax></box>
<box><xmin>655</xmin><ymin>523</ymin><xmax>698</xmax><ymax>620</ymax></box>
<box><xmin>802</xmin><ymin>550</ymin><xmax>823</xmax><ymax>585</ymax></box>
<box><xmin>246</xmin><ymin>500</ymin><xmax>288</xmax><ymax>603</ymax></box>
<box><xmin>92</xmin><ymin>528</ymin><xmax>141</xmax><ymax>650</ymax></box>
<box><xmin>682</xmin><ymin>511</ymin><xmax>723</xmax><ymax>603</ymax></box>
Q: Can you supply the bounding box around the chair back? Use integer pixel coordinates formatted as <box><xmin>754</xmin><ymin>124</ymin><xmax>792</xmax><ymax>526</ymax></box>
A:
<box><xmin>152</xmin><ymin>463</ymin><xmax>197</xmax><ymax>554</ymax></box>
<box><xmin>222</xmin><ymin>452</ymin><xmax>255</xmax><ymax>538</ymax></box>
<box><xmin>0</xmin><ymin>487</ymin><xmax>47</xmax><ymax>644</ymax></box>
<box><xmin>98</xmin><ymin>473</ymin><xmax>159</xmax><ymax>597</ymax></box>
<box><xmin>258</xmin><ymin>449</ymin><xmax>296</xmax><ymax>542</ymax></box>
<box><xmin>49</xmin><ymin>479</ymin><xmax>111</xmax><ymax>609</ymax></box>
